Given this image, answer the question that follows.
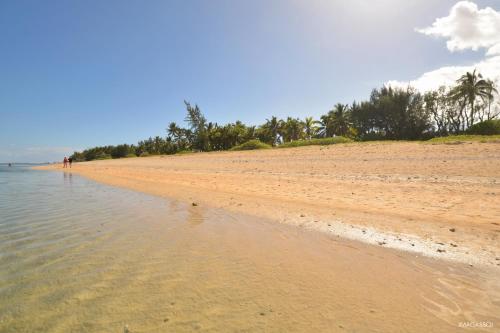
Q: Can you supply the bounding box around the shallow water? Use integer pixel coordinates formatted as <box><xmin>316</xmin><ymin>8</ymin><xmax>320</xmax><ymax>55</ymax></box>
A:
<box><xmin>0</xmin><ymin>166</ymin><xmax>499</xmax><ymax>332</ymax></box>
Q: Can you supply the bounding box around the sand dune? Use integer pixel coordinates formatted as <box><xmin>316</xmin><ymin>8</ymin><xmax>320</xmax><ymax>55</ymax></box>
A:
<box><xmin>38</xmin><ymin>141</ymin><xmax>500</xmax><ymax>266</ymax></box>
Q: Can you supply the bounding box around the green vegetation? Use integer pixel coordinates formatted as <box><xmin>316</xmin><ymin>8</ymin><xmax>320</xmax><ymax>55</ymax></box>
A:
<box><xmin>94</xmin><ymin>153</ymin><xmax>112</xmax><ymax>160</ymax></box>
<box><xmin>230</xmin><ymin>140</ymin><xmax>272</xmax><ymax>151</ymax></box>
<box><xmin>427</xmin><ymin>135</ymin><xmax>500</xmax><ymax>144</ymax></box>
<box><xmin>71</xmin><ymin>70</ymin><xmax>499</xmax><ymax>162</ymax></box>
<box><xmin>467</xmin><ymin>119</ymin><xmax>500</xmax><ymax>135</ymax></box>
<box><xmin>278</xmin><ymin>137</ymin><xmax>352</xmax><ymax>148</ymax></box>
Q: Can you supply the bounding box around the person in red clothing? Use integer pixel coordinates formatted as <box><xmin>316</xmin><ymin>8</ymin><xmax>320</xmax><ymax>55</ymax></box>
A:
<box><xmin>63</xmin><ymin>156</ymin><xmax>68</xmax><ymax>168</ymax></box>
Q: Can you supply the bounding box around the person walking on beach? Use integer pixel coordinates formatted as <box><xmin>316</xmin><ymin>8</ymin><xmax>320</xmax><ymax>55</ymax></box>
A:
<box><xmin>63</xmin><ymin>157</ymin><xmax>68</xmax><ymax>168</ymax></box>
<box><xmin>68</xmin><ymin>157</ymin><xmax>73</xmax><ymax>168</ymax></box>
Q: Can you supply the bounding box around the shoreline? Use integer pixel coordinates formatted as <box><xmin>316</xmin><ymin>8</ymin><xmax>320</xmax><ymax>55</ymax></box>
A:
<box><xmin>35</xmin><ymin>141</ymin><xmax>500</xmax><ymax>267</ymax></box>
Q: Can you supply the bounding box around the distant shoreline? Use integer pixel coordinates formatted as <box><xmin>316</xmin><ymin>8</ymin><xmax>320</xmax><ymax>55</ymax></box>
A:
<box><xmin>36</xmin><ymin>140</ymin><xmax>500</xmax><ymax>268</ymax></box>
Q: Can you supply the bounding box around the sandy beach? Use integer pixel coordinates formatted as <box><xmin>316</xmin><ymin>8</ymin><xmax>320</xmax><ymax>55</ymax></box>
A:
<box><xmin>38</xmin><ymin>141</ymin><xmax>500</xmax><ymax>267</ymax></box>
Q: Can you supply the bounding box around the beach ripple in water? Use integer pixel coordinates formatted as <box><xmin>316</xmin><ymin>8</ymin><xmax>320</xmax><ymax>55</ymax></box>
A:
<box><xmin>0</xmin><ymin>166</ymin><xmax>499</xmax><ymax>332</ymax></box>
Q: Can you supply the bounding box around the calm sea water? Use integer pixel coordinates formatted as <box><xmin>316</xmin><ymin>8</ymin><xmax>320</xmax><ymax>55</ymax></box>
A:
<box><xmin>1</xmin><ymin>166</ymin><xmax>499</xmax><ymax>332</ymax></box>
<box><xmin>0</xmin><ymin>166</ymin><xmax>180</xmax><ymax>332</ymax></box>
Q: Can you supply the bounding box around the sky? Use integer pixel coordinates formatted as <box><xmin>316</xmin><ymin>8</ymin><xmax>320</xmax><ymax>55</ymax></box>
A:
<box><xmin>1</xmin><ymin>0</ymin><xmax>499</xmax><ymax>162</ymax></box>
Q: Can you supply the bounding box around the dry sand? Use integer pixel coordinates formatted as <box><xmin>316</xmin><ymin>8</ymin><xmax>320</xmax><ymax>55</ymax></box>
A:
<box><xmin>38</xmin><ymin>141</ymin><xmax>500</xmax><ymax>266</ymax></box>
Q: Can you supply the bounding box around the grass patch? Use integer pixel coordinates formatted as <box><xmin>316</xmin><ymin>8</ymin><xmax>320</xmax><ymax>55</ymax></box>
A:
<box><xmin>230</xmin><ymin>139</ymin><xmax>272</xmax><ymax>151</ymax></box>
<box><xmin>426</xmin><ymin>135</ymin><xmax>500</xmax><ymax>144</ymax></box>
<box><xmin>176</xmin><ymin>150</ymin><xmax>195</xmax><ymax>155</ymax></box>
<box><xmin>278</xmin><ymin>137</ymin><xmax>352</xmax><ymax>148</ymax></box>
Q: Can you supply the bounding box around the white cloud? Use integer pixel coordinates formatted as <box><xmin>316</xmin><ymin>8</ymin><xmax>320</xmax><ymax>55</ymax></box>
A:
<box><xmin>417</xmin><ymin>1</ymin><xmax>500</xmax><ymax>53</ymax></box>
<box><xmin>387</xmin><ymin>55</ymin><xmax>500</xmax><ymax>92</ymax></box>
<box><xmin>388</xmin><ymin>1</ymin><xmax>500</xmax><ymax>92</ymax></box>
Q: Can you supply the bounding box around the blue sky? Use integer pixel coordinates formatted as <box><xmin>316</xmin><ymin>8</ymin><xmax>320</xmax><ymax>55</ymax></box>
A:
<box><xmin>1</xmin><ymin>0</ymin><xmax>498</xmax><ymax>162</ymax></box>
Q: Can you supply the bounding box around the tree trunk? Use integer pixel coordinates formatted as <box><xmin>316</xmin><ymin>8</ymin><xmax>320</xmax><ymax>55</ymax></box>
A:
<box><xmin>470</xmin><ymin>99</ymin><xmax>475</xmax><ymax>127</ymax></box>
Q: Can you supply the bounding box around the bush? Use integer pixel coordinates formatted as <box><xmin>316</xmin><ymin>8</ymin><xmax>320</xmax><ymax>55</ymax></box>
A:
<box><xmin>95</xmin><ymin>153</ymin><xmax>112</xmax><ymax>160</ymax></box>
<box><xmin>140</xmin><ymin>152</ymin><xmax>150</xmax><ymax>157</ymax></box>
<box><xmin>278</xmin><ymin>137</ymin><xmax>352</xmax><ymax>148</ymax></box>
<box><xmin>111</xmin><ymin>144</ymin><xmax>131</xmax><ymax>158</ymax></box>
<box><xmin>230</xmin><ymin>139</ymin><xmax>272</xmax><ymax>151</ymax></box>
<box><xmin>126</xmin><ymin>153</ymin><xmax>137</xmax><ymax>158</ymax></box>
<box><xmin>467</xmin><ymin>119</ymin><xmax>500</xmax><ymax>135</ymax></box>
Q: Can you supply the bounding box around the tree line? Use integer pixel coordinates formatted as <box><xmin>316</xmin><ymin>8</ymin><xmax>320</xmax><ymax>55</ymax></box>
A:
<box><xmin>71</xmin><ymin>70</ymin><xmax>499</xmax><ymax>161</ymax></box>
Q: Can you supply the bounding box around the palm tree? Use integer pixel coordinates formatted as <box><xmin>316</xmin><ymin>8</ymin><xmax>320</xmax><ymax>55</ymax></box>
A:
<box><xmin>450</xmin><ymin>69</ymin><xmax>496</xmax><ymax>127</ymax></box>
<box><xmin>316</xmin><ymin>114</ymin><xmax>334</xmax><ymax>137</ymax></box>
<box><xmin>153</xmin><ymin>136</ymin><xmax>163</xmax><ymax>154</ymax></box>
<box><xmin>316</xmin><ymin>104</ymin><xmax>351</xmax><ymax>137</ymax></box>
<box><xmin>331</xmin><ymin>103</ymin><xmax>351</xmax><ymax>137</ymax></box>
<box><xmin>282</xmin><ymin>117</ymin><xmax>303</xmax><ymax>142</ymax></box>
<box><xmin>167</xmin><ymin>122</ymin><xmax>180</xmax><ymax>140</ymax></box>
<box><xmin>303</xmin><ymin>117</ymin><xmax>316</xmax><ymax>140</ymax></box>
<box><xmin>263</xmin><ymin>116</ymin><xmax>282</xmax><ymax>145</ymax></box>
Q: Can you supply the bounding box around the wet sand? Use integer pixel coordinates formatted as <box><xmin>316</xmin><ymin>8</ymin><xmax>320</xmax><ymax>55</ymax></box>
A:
<box><xmin>38</xmin><ymin>141</ymin><xmax>500</xmax><ymax>266</ymax></box>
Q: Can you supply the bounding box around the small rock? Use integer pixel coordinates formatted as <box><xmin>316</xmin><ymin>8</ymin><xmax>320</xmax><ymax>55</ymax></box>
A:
<box><xmin>260</xmin><ymin>312</ymin><xmax>265</xmax><ymax>316</ymax></box>
<box><xmin>449</xmin><ymin>228</ymin><xmax>456</xmax><ymax>232</ymax></box>
<box><xmin>450</xmin><ymin>243</ymin><xmax>458</xmax><ymax>247</ymax></box>
<box><xmin>192</xmin><ymin>202</ymin><xmax>198</xmax><ymax>207</ymax></box>
<box><xmin>164</xmin><ymin>318</ymin><xmax>169</xmax><ymax>323</ymax></box>
<box><xmin>300</xmin><ymin>214</ymin><xmax>305</xmax><ymax>217</ymax></box>
<box><xmin>437</xmin><ymin>249</ymin><xmax>446</xmax><ymax>253</ymax></box>
<box><xmin>378</xmin><ymin>241</ymin><xmax>386</xmax><ymax>246</ymax></box>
